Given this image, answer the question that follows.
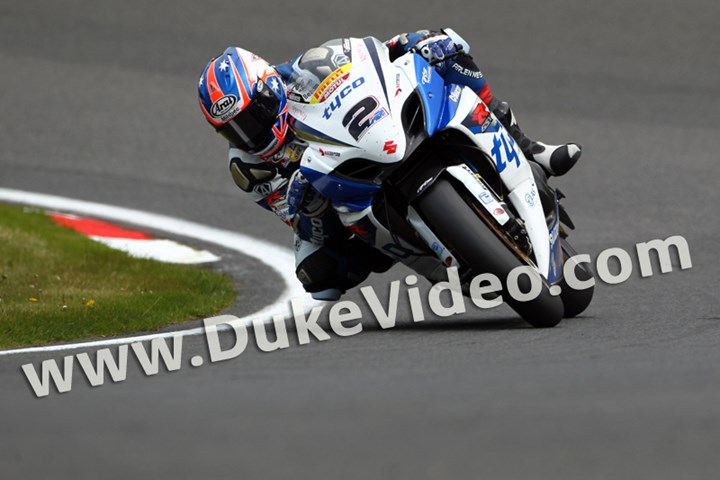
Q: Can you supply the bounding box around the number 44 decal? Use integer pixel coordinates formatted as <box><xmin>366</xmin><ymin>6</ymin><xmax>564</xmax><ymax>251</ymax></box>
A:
<box><xmin>490</xmin><ymin>132</ymin><xmax>520</xmax><ymax>173</ymax></box>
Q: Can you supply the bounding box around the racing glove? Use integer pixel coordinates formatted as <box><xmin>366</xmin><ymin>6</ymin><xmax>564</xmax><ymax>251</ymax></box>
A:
<box><xmin>287</xmin><ymin>170</ymin><xmax>330</xmax><ymax>219</ymax></box>
<box><xmin>413</xmin><ymin>35</ymin><xmax>461</xmax><ymax>65</ymax></box>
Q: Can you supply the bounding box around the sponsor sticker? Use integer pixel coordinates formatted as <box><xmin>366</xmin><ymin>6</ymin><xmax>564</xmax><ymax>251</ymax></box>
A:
<box><xmin>449</xmin><ymin>85</ymin><xmax>462</xmax><ymax>103</ymax></box>
<box><xmin>319</xmin><ymin>148</ymin><xmax>341</xmax><ymax>157</ymax></box>
<box><xmin>421</xmin><ymin>66</ymin><xmax>432</xmax><ymax>85</ymax></box>
<box><xmin>479</xmin><ymin>191</ymin><xmax>493</xmax><ymax>204</ymax></box>
<box><xmin>383</xmin><ymin>140</ymin><xmax>398</xmax><ymax>155</ymax></box>
<box><xmin>365</xmin><ymin>108</ymin><xmax>388</xmax><ymax>132</ymax></box>
<box><xmin>322</xmin><ymin>77</ymin><xmax>366</xmax><ymax>120</ymax></box>
<box><xmin>451</xmin><ymin>63</ymin><xmax>483</xmax><ymax>79</ymax></box>
<box><xmin>462</xmin><ymin>102</ymin><xmax>494</xmax><ymax>133</ymax></box>
<box><xmin>525</xmin><ymin>189</ymin><xmax>538</xmax><ymax>207</ymax></box>
<box><xmin>211</xmin><ymin>94</ymin><xmax>238</xmax><ymax>119</ymax></box>
<box><xmin>311</xmin><ymin>63</ymin><xmax>352</xmax><ymax>104</ymax></box>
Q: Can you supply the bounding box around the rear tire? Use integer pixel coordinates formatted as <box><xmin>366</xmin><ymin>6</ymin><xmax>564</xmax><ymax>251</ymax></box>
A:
<box><xmin>417</xmin><ymin>179</ymin><xmax>564</xmax><ymax>328</ymax></box>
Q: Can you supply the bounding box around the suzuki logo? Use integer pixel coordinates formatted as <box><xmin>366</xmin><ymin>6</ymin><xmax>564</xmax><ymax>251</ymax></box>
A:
<box><xmin>471</xmin><ymin>102</ymin><xmax>489</xmax><ymax>124</ymax></box>
<box><xmin>383</xmin><ymin>141</ymin><xmax>398</xmax><ymax>155</ymax></box>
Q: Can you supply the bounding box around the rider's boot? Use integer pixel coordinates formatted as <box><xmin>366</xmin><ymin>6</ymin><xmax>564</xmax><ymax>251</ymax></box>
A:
<box><xmin>492</xmin><ymin>100</ymin><xmax>581</xmax><ymax>177</ymax></box>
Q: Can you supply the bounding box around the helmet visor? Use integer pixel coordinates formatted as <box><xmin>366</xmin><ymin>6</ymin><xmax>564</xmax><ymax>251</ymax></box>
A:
<box><xmin>217</xmin><ymin>85</ymin><xmax>280</xmax><ymax>153</ymax></box>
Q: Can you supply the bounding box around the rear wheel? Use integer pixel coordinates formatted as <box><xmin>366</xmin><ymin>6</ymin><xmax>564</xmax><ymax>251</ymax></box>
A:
<box><xmin>416</xmin><ymin>179</ymin><xmax>564</xmax><ymax>328</ymax></box>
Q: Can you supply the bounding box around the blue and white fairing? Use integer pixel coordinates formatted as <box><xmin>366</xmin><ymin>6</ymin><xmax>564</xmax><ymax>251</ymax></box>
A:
<box><xmin>288</xmin><ymin>37</ymin><xmax>561</xmax><ymax>281</ymax></box>
<box><xmin>285</xmin><ymin>38</ymin><xmax>404</xmax><ymax>211</ymax></box>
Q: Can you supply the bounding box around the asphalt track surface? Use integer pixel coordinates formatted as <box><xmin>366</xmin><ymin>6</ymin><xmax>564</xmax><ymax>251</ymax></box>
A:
<box><xmin>1</xmin><ymin>1</ymin><xmax>719</xmax><ymax>478</ymax></box>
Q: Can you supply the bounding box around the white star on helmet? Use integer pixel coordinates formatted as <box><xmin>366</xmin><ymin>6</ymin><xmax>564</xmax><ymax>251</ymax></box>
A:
<box><xmin>269</xmin><ymin>77</ymin><xmax>280</xmax><ymax>92</ymax></box>
<box><xmin>219</xmin><ymin>59</ymin><xmax>229</xmax><ymax>72</ymax></box>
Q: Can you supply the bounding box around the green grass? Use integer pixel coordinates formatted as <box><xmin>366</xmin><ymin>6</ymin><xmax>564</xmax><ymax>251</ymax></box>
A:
<box><xmin>0</xmin><ymin>203</ymin><xmax>237</xmax><ymax>349</ymax></box>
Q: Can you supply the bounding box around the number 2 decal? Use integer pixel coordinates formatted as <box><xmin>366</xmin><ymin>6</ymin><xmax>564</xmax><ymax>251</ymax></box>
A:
<box><xmin>342</xmin><ymin>96</ymin><xmax>388</xmax><ymax>141</ymax></box>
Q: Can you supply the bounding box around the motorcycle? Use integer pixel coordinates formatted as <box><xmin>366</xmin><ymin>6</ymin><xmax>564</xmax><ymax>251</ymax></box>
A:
<box><xmin>285</xmin><ymin>37</ymin><xmax>593</xmax><ymax>327</ymax></box>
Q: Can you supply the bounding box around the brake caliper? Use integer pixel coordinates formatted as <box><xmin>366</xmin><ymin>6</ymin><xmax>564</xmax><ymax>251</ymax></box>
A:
<box><xmin>504</xmin><ymin>216</ymin><xmax>532</xmax><ymax>256</ymax></box>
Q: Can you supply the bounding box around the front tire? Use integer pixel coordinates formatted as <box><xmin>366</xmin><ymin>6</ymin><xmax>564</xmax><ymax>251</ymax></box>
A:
<box><xmin>417</xmin><ymin>179</ymin><xmax>564</xmax><ymax>328</ymax></box>
<box><xmin>559</xmin><ymin>238</ymin><xmax>594</xmax><ymax>317</ymax></box>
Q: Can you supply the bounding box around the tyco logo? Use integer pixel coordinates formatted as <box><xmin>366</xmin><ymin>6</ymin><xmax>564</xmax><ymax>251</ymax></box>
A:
<box><xmin>322</xmin><ymin>77</ymin><xmax>366</xmax><ymax>119</ymax></box>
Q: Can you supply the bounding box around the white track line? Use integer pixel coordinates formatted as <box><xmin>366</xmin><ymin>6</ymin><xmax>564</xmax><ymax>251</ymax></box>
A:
<box><xmin>0</xmin><ymin>188</ymin><xmax>314</xmax><ymax>356</ymax></box>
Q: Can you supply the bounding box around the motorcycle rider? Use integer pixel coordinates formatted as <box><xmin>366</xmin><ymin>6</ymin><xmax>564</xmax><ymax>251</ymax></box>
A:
<box><xmin>198</xmin><ymin>28</ymin><xmax>582</xmax><ymax>300</ymax></box>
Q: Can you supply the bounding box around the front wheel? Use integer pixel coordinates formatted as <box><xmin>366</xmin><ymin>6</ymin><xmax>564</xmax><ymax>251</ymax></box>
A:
<box><xmin>559</xmin><ymin>237</ymin><xmax>594</xmax><ymax>317</ymax></box>
<box><xmin>416</xmin><ymin>179</ymin><xmax>564</xmax><ymax>328</ymax></box>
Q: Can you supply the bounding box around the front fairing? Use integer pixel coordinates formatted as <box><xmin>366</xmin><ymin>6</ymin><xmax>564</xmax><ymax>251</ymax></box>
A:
<box><xmin>288</xmin><ymin>37</ymin><xmax>408</xmax><ymax>165</ymax></box>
